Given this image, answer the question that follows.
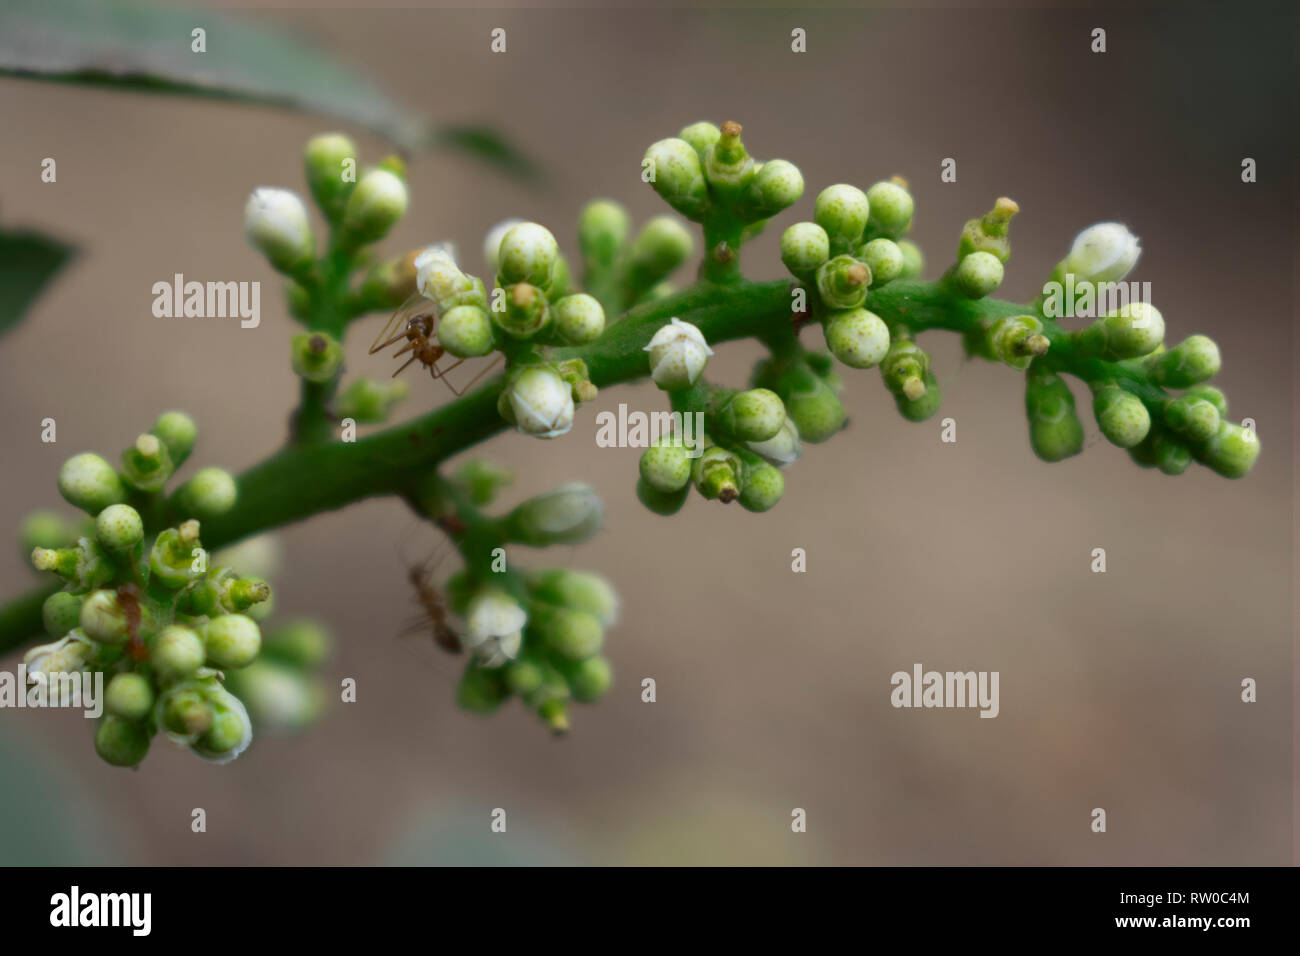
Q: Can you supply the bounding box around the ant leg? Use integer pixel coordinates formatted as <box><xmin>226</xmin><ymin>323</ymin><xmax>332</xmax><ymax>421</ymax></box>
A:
<box><xmin>443</xmin><ymin>354</ymin><xmax>504</xmax><ymax>397</ymax></box>
<box><xmin>392</xmin><ymin>354</ymin><xmax>421</xmax><ymax>377</ymax></box>
<box><xmin>430</xmin><ymin>358</ymin><xmax>466</xmax><ymax>379</ymax></box>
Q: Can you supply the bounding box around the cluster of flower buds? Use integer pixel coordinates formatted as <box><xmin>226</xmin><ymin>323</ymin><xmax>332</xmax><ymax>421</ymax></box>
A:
<box><xmin>222</xmin><ymin>618</ymin><xmax>332</xmax><ymax>733</ymax></box>
<box><xmin>23</xmin><ymin>413</ymin><xmax>281</xmax><ymax>767</ymax></box>
<box><xmin>577</xmin><ymin>200</ymin><xmax>695</xmax><ymax>315</ymax></box>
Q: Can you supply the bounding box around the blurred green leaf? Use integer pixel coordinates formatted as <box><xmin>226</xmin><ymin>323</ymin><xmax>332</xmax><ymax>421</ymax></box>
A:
<box><xmin>0</xmin><ymin>0</ymin><xmax>537</xmax><ymax>176</ymax></box>
<box><xmin>0</xmin><ymin>229</ymin><xmax>75</xmax><ymax>338</ymax></box>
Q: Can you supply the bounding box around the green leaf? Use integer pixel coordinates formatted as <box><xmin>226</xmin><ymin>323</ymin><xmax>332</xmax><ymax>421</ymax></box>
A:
<box><xmin>0</xmin><ymin>0</ymin><xmax>536</xmax><ymax>175</ymax></box>
<box><xmin>0</xmin><ymin>229</ymin><xmax>75</xmax><ymax>337</ymax></box>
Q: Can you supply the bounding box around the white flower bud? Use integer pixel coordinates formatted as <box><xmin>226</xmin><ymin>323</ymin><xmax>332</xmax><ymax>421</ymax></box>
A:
<box><xmin>465</xmin><ymin>589</ymin><xmax>526</xmax><ymax>668</ymax></box>
<box><xmin>644</xmin><ymin>317</ymin><xmax>713</xmax><ymax>390</ymax></box>
<box><xmin>746</xmin><ymin>415</ymin><xmax>802</xmax><ymax>468</ymax></box>
<box><xmin>482</xmin><ymin>218</ymin><xmax>524</xmax><ymax>274</ymax></box>
<box><xmin>414</xmin><ymin>244</ymin><xmax>472</xmax><ymax>305</ymax></box>
<box><xmin>244</xmin><ymin>187</ymin><xmax>314</xmax><ymax>273</ymax></box>
<box><xmin>23</xmin><ymin>631</ymin><xmax>96</xmax><ymax>681</ymax></box>
<box><xmin>506</xmin><ymin>366</ymin><xmax>575</xmax><ymax>438</ymax></box>
<box><xmin>1061</xmin><ymin>222</ymin><xmax>1141</xmax><ymax>285</ymax></box>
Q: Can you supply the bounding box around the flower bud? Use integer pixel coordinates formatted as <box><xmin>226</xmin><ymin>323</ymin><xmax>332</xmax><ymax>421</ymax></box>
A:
<box><xmin>261</xmin><ymin>618</ymin><xmax>332</xmax><ymax>668</ymax></box>
<box><xmin>503</xmin><ymin>365</ymin><xmax>575</xmax><ymax>438</ymax></box>
<box><xmin>159</xmin><ymin>684</ymin><xmax>213</xmax><ymax>736</ymax></box>
<box><xmin>58</xmin><ymin>453</ymin><xmax>126</xmax><ymax>516</ymax></box>
<box><xmin>717</xmin><ymin>388</ymin><xmax>785</xmax><ymax>442</ymax></box>
<box><xmin>95</xmin><ymin>503</ymin><xmax>143</xmax><ymax>552</ymax></box>
<box><xmin>498</xmin><ymin>222</ymin><xmax>560</xmax><ymax>288</ymax></box>
<box><xmin>859</xmin><ymin>238</ymin><xmax>905</xmax><ymax>286</ymax></box>
<box><xmin>482</xmin><ymin>217</ymin><xmax>524</xmax><ymax>275</ymax></box>
<box><xmin>175</xmin><ymin>468</ymin><xmax>238</xmax><ymax>519</ymax></box>
<box><xmin>746</xmin><ymin>415</ymin><xmax>801</xmax><ymax>468</ymax></box>
<box><xmin>954</xmin><ymin>251</ymin><xmax>1004</xmax><ymax>299</ymax></box>
<box><xmin>547</xmin><ymin>293</ymin><xmax>606</xmax><ymax>347</ymax></box>
<box><xmin>465</xmin><ymin>588</ymin><xmax>526</xmax><ymax>668</ymax></box>
<box><xmin>1076</xmin><ymin>302</ymin><xmax>1165</xmax><ymax>359</ymax></box>
<box><xmin>149</xmin><ymin>521</ymin><xmax>203</xmax><ymax>589</ymax></box>
<box><xmin>105</xmin><ymin>672</ymin><xmax>154</xmax><ymax>722</ymax></box>
<box><xmin>152</xmin><ymin>624</ymin><xmax>205</xmax><ymax>686</ymax></box>
<box><xmin>531</xmin><ymin>603</ymin><xmax>603</xmax><ymax>662</ymax></box>
<box><xmin>898</xmin><ymin>239</ymin><xmax>924</xmax><ymax>279</ymax></box>
<box><xmin>825</xmin><ymin>308</ymin><xmax>891</xmax><ymax>369</ymax></box>
<box><xmin>505</xmin><ymin>482</ymin><xmax>603</xmax><ymax>546</ymax></box>
<box><xmin>244</xmin><ymin>187</ymin><xmax>314</xmax><ymax>274</ymax></box>
<box><xmin>693</xmin><ymin>445</ymin><xmax>743</xmax><ymax>503</ymax></box>
<box><xmin>42</xmin><ymin>591</ymin><xmax>83</xmax><ymax>638</ymax></box>
<box><xmin>121</xmin><ymin>433</ymin><xmax>174</xmax><ymax>493</ymax></box>
<box><xmin>564</xmin><ymin>655</ymin><xmax>612</xmax><ymax>703</ymax></box>
<box><xmin>1149</xmin><ymin>334</ymin><xmax>1221</xmax><ymax>388</ymax></box>
<box><xmin>224</xmin><ymin>660</ymin><xmax>324</xmax><ymax>731</ymax></box>
<box><xmin>202</xmin><ymin>614</ymin><xmax>262</xmax><ymax>670</ymax></box>
<box><xmin>958</xmin><ymin>197</ymin><xmax>1018</xmax><ymax>263</ymax></box>
<box><xmin>703</xmin><ymin>121</ymin><xmax>755</xmax><ymax>193</ymax></box>
<box><xmin>679</xmin><ymin>121</ymin><xmax>721</xmax><ymax>160</ymax></box>
<box><xmin>80</xmin><ymin>589</ymin><xmax>134</xmax><ymax>646</ymax></box>
<box><xmin>24</xmin><ymin>631</ymin><xmax>96</xmax><ymax>680</ymax></box>
<box><xmin>493</xmin><ymin>282</ymin><xmax>550</xmax><ymax>338</ymax></box>
<box><xmin>32</xmin><ymin>537</ymin><xmax>112</xmax><ymax>591</ymax></box>
<box><xmin>816</xmin><ymin>255</ymin><xmax>872</xmax><ymax>310</ymax></box>
<box><xmin>342</xmin><ymin>168</ymin><xmax>408</xmax><ymax>243</ymax></box>
<box><xmin>1056</xmin><ymin>222</ymin><xmax>1141</xmax><ymax>285</ymax></box>
<box><xmin>1025</xmin><ymin>368</ymin><xmax>1084</xmax><ymax>462</ymax></box>
<box><xmin>748</xmin><ymin>159</ymin><xmax>804</xmax><ymax>217</ymax></box>
<box><xmin>644</xmin><ymin>317</ymin><xmax>713</xmax><ymax>390</ymax></box>
<box><xmin>739</xmin><ymin>460</ymin><xmax>784</xmax><ymax>512</ymax></box>
<box><xmin>895</xmin><ymin>370</ymin><xmax>943</xmax><ymax>422</ymax></box>
<box><xmin>866</xmin><ymin>179</ymin><xmax>915</xmax><ymax>238</ymax></box>
<box><xmin>624</xmin><ymin>216</ymin><xmax>694</xmax><ymax>292</ymax></box>
<box><xmin>1184</xmin><ymin>384</ymin><xmax>1228</xmax><ymax>418</ymax></box>
<box><xmin>359</xmin><ymin>251</ymin><xmax>421</xmax><ymax>310</ymax></box>
<box><xmin>639</xmin><ymin>436</ymin><xmax>693</xmax><ymax>493</ymax></box>
<box><xmin>452</xmin><ymin>460</ymin><xmax>514</xmax><ymax>509</ymax></box>
<box><xmin>291</xmin><ymin>331</ymin><xmax>344</xmax><ymax>383</ymax></box>
<box><xmin>636</xmin><ymin>476</ymin><xmax>691</xmax><ymax>516</ymax></box>
<box><xmin>775</xmin><ymin>365</ymin><xmax>845</xmax><ymax>442</ymax></box>
<box><xmin>527</xmin><ymin>569</ymin><xmax>619</xmax><ymax>627</ymax></box>
<box><xmin>1092</xmin><ymin>384</ymin><xmax>1151</xmax><ymax>448</ymax></box>
<box><xmin>458</xmin><ymin>660</ymin><xmax>511</xmax><ymax>714</ymax></box>
<box><xmin>814</xmin><ymin>184</ymin><xmax>870</xmax><ymax>251</ymax></box>
<box><xmin>780</xmin><ymin>222</ymin><xmax>830</xmax><ymax>279</ymax></box>
<box><xmin>95</xmin><ymin>716</ymin><xmax>151</xmax><ymax>767</ymax></box>
<box><xmin>880</xmin><ymin>339</ymin><xmax>931</xmax><ymax>399</ymax></box>
<box><xmin>987</xmin><ymin>315</ymin><xmax>1049</xmax><ymax>370</ymax></box>
<box><xmin>1163</xmin><ymin>393</ymin><xmax>1221</xmax><ymax>442</ymax></box>
<box><xmin>578</xmin><ymin>200</ymin><xmax>629</xmax><ymax>271</ymax></box>
<box><xmin>303</xmin><ymin>132</ymin><xmax>359</xmax><ymax>221</ymax></box>
<box><xmin>335</xmin><ymin>377</ymin><xmax>409</xmax><ymax>423</ymax></box>
<box><xmin>644</xmin><ymin>138</ymin><xmax>707</xmax><ymax>219</ymax></box>
<box><xmin>414</xmin><ymin>245</ymin><xmax>474</xmax><ymax>307</ymax></box>
<box><xmin>439</xmin><ymin>304</ymin><xmax>496</xmax><ymax>357</ymax></box>
<box><xmin>188</xmin><ymin>568</ymin><xmax>271</xmax><ymax>618</ymax></box>
<box><xmin>151</xmin><ymin>411</ymin><xmax>198</xmax><ymax>468</ymax></box>
<box><xmin>1195</xmin><ymin>422</ymin><xmax>1259</xmax><ymax>478</ymax></box>
<box><xmin>191</xmin><ymin>683</ymin><xmax>253</xmax><ymax>763</ymax></box>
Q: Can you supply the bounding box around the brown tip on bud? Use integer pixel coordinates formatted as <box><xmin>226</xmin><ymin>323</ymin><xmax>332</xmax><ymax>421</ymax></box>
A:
<box><xmin>308</xmin><ymin>334</ymin><xmax>328</xmax><ymax>353</ymax></box>
<box><xmin>1025</xmin><ymin>333</ymin><xmax>1050</xmax><ymax>356</ymax></box>
<box><xmin>890</xmin><ymin>174</ymin><xmax>910</xmax><ymax>190</ymax></box>
<box><xmin>510</xmin><ymin>283</ymin><xmax>537</xmax><ymax>306</ymax></box>
<box><xmin>713</xmin><ymin>242</ymin><xmax>734</xmax><ymax>265</ymax></box>
<box><xmin>718</xmin><ymin>485</ymin><xmax>739</xmax><ymax>503</ymax></box>
<box><xmin>576</xmin><ymin>382</ymin><xmax>598</xmax><ymax>403</ymax></box>
<box><xmin>993</xmin><ymin>197</ymin><xmax>1019</xmax><ymax>220</ymax></box>
<box><xmin>846</xmin><ymin>263</ymin><xmax>869</xmax><ymax>286</ymax></box>
<box><xmin>720</xmin><ymin>121</ymin><xmax>742</xmax><ymax>138</ymax></box>
<box><xmin>902</xmin><ymin>377</ymin><xmax>926</xmax><ymax>401</ymax></box>
<box><xmin>179</xmin><ymin>520</ymin><xmax>201</xmax><ymax>542</ymax></box>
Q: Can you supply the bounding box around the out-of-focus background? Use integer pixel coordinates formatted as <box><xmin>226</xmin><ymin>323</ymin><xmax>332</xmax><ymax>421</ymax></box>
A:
<box><xmin>0</xmin><ymin>4</ymin><xmax>1293</xmax><ymax>865</ymax></box>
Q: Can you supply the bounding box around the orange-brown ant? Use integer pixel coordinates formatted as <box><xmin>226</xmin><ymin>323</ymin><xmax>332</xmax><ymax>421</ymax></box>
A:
<box><xmin>402</xmin><ymin>551</ymin><xmax>462</xmax><ymax>655</ymax></box>
<box><xmin>369</xmin><ymin>293</ymin><xmax>501</xmax><ymax>396</ymax></box>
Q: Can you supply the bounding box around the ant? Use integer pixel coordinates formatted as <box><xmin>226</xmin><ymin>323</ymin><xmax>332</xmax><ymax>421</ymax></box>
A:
<box><xmin>369</xmin><ymin>293</ymin><xmax>502</xmax><ymax>396</ymax></box>
<box><xmin>403</xmin><ymin>552</ymin><xmax>462</xmax><ymax>655</ymax></box>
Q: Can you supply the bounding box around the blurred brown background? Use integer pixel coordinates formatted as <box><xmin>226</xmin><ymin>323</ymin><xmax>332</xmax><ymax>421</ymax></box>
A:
<box><xmin>0</xmin><ymin>3</ymin><xmax>1293</xmax><ymax>865</ymax></box>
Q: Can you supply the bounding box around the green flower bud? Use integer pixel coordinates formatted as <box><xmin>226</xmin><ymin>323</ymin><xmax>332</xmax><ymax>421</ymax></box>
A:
<box><xmin>703</xmin><ymin>121</ymin><xmax>755</xmax><ymax>193</ymax></box>
<box><xmin>693</xmin><ymin>445</ymin><xmax>743</xmax><ymax>503</ymax></box>
<box><xmin>639</xmin><ymin>436</ymin><xmax>693</xmax><ymax>493</ymax></box>
<box><xmin>159</xmin><ymin>685</ymin><xmax>213</xmax><ymax>736</ymax></box>
<box><xmin>748</xmin><ymin>159</ymin><xmax>804</xmax><ymax>217</ymax></box>
<box><xmin>577</xmin><ymin>199</ymin><xmax>629</xmax><ymax>271</ymax></box>
<box><xmin>625</xmin><ymin>216</ymin><xmax>694</xmax><ymax>290</ymax></box>
<box><xmin>1092</xmin><ymin>385</ymin><xmax>1151</xmax><ymax>448</ymax></box>
<box><xmin>814</xmin><ymin>184</ymin><xmax>870</xmax><ymax>251</ymax></box>
<box><xmin>954</xmin><ymin>251</ymin><xmax>1004</xmax><ymax>299</ymax></box>
<box><xmin>244</xmin><ymin>187</ymin><xmax>314</xmax><ymax>274</ymax></box>
<box><xmin>120</xmin><ymin>433</ymin><xmax>174</xmax><ymax>493</ymax></box>
<box><xmin>224</xmin><ymin>660</ymin><xmax>324</xmax><ymax>731</ymax></box>
<box><xmin>859</xmin><ymin>238</ymin><xmax>905</xmax><ymax>286</ymax></box>
<box><xmin>564</xmin><ymin>655</ymin><xmax>612</xmax><ymax>703</ymax></box>
<box><xmin>958</xmin><ymin>197</ymin><xmax>1018</xmax><ymax>263</ymax></box>
<box><xmin>1148</xmin><ymin>334</ymin><xmax>1221</xmax><ymax>388</ymax></box>
<box><xmin>1195</xmin><ymin>422</ymin><xmax>1260</xmax><ymax>478</ymax></box>
<box><xmin>80</xmin><ymin>589</ymin><xmax>132</xmax><ymax>646</ymax></box>
<box><xmin>342</xmin><ymin>167</ymin><xmax>408</xmax><ymax>243</ymax></box>
<box><xmin>175</xmin><ymin>468</ymin><xmax>238</xmax><ymax>519</ymax></box>
<box><xmin>94</xmin><ymin>503</ymin><xmax>143</xmax><ymax>552</ymax></box>
<box><xmin>498</xmin><ymin>222</ymin><xmax>560</xmax><ymax>288</ymax></box>
<box><xmin>1184</xmin><ymin>384</ymin><xmax>1228</xmax><ymax>418</ymax></box>
<box><xmin>880</xmin><ymin>338</ymin><xmax>931</xmax><ymax>400</ymax></box>
<box><xmin>1025</xmin><ymin>368</ymin><xmax>1084</xmax><ymax>462</ymax></box>
<box><xmin>149</xmin><ymin>521</ymin><xmax>203</xmax><ymax>589</ymax></box>
<box><xmin>895</xmin><ymin>370</ymin><xmax>942</xmax><ymax>422</ymax></box>
<box><xmin>105</xmin><ymin>672</ymin><xmax>154</xmax><ymax>722</ymax></box>
<box><xmin>527</xmin><ymin>569</ymin><xmax>619</xmax><ymax>627</ymax></box>
<box><xmin>717</xmin><ymin>388</ymin><xmax>785</xmax><ymax>443</ymax></box>
<box><xmin>291</xmin><ymin>332</ymin><xmax>344</xmax><ymax>384</ymax></box>
<box><xmin>825</xmin><ymin>307</ymin><xmax>891</xmax><ymax>369</ymax></box>
<box><xmin>776</xmin><ymin>365</ymin><xmax>846</xmax><ymax>442</ymax></box>
<box><xmin>32</xmin><ymin>536</ymin><xmax>113</xmax><ymax>591</ymax></box>
<box><xmin>261</xmin><ymin>618</ymin><xmax>332</xmax><ymax>668</ymax></box>
<box><xmin>505</xmin><ymin>482</ymin><xmax>603</xmax><ymax>546</ymax></box>
<box><xmin>1164</xmin><ymin>394</ymin><xmax>1221</xmax><ymax>441</ymax></box>
<box><xmin>457</xmin><ymin>661</ymin><xmax>510</xmax><ymax>714</ymax></box>
<box><xmin>746</xmin><ymin>414</ymin><xmax>801</xmax><ymax>467</ymax></box>
<box><xmin>503</xmin><ymin>654</ymin><xmax>546</xmax><ymax>696</ymax></box>
<box><xmin>866</xmin><ymin>179</ymin><xmax>915</xmax><ymax>238</ymax></box>
<box><xmin>780</xmin><ymin>222</ymin><xmax>830</xmax><ymax>279</ymax></box>
<box><xmin>58</xmin><ymin>452</ymin><xmax>126</xmax><ymax>516</ymax></box>
<box><xmin>480</xmin><ymin>218</ymin><xmax>525</xmax><ymax>276</ymax></box>
<box><xmin>437</xmin><ymin>304</ymin><xmax>496</xmax><ymax>357</ymax></box>
<box><xmin>1075</xmin><ymin>302</ymin><xmax>1165</xmax><ymax>359</ymax></box>
<box><xmin>636</xmin><ymin>476</ymin><xmax>690</xmax><ymax>516</ymax></box>
<box><xmin>95</xmin><ymin>716</ymin><xmax>151</xmax><ymax>768</ymax></box>
<box><xmin>554</xmin><ymin>357</ymin><xmax>598</xmax><ymax>404</ymax></box>
<box><xmin>678</xmin><ymin>121</ymin><xmax>721</xmax><ymax>160</ymax></box>
<box><xmin>359</xmin><ymin>250</ymin><xmax>421</xmax><ymax>310</ymax></box>
<box><xmin>454</xmin><ymin>460</ymin><xmax>514</xmax><ymax>507</ymax></box>
<box><xmin>816</xmin><ymin>255</ymin><xmax>872</xmax><ymax>310</ymax></box>
<box><xmin>987</xmin><ymin>315</ymin><xmax>1049</xmax><ymax>370</ymax></box>
<box><xmin>191</xmin><ymin>684</ymin><xmax>253</xmax><ymax>763</ymax></box>
<box><xmin>552</xmin><ymin>293</ymin><xmax>606</xmax><ymax>345</ymax></box>
<box><xmin>644</xmin><ymin>137</ymin><xmax>707</xmax><ymax>220</ymax></box>
<box><xmin>531</xmin><ymin>603</ymin><xmax>604</xmax><ymax>662</ymax></box>
<box><xmin>335</xmin><ymin>377</ymin><xmax>409</xmax><ymax>423</ymax></box>
<box><xmin>151</xmin><ymin>410</ymin><xmax>198</xmax><ymax>468</ymax></box>
<box><xmin>739</xmin><ymin>460</ymin><xmax>784</xmax><ymax>512</ymax></box>
<box><xmin>494</xmin><ymin>282</ymin><xmax>550</xmax><ymax>339</ymax></box>
<box><xmin>502</xmin><ymin>365</ymin><xmax>575</xmax><ymax>438</ymax></box>
<box><xmin>187</xmin><ymin>568</ymin><xmax>272</xmax><ymax>618</ymax></box>
<box><xmin>42</xmin><ymin>591</ymin><xmax>83</xmax><ymax>638</ymax></box>
<box><xmin>202</xmin><ymin>614</ymin><xmax>262</xmax><ymax>670</ymax></box>
<box><xmin>898</xmin><ymin>239</ymin><xmax>924</xmax><ymax>279</ymax></box>
<box><xmin>1132</xmin><ymin>426</ymin><xmax>1193</xmax><ymax>475</ymax></box>
<box><xmin>645</xmin><ymin>317</ymin><xmax>713</xmax><ymax>390</ymax></box>
<box><xmin>303</xmin><ymin>132</ymin><xmax>359</xmax><ymax>221</ymax></box>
